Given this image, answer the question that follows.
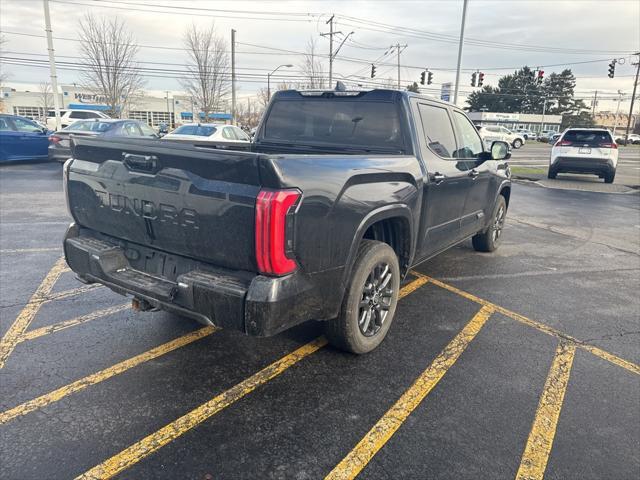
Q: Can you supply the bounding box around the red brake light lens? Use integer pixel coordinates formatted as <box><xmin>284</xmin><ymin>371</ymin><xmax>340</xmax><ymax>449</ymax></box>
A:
<box><xmin>255</xmin><ymin>189</ymin><xmax>301</xmax><ymax>276</ymax></box>
<box><xmin>49</xmin><ymin>135</ymin><xmax>61</xmax><ymax>144</ymax></box>
<box><xmin>599</xmin><ymin>142</ymin><xmax>617</xmax><ymax>149</ymax></box>
<box><xmin>557</xmin><ymin>140</ymin><xmax>572</xmax><ymax>146</ymax></box>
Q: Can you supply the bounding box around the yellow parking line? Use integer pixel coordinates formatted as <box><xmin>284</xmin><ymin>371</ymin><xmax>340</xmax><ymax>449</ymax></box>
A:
<box><xmin>46</xmin><ymin>284</ymin><xmax>102</xmax><ymax>302</ymax></box>
<box><xmin>70</xmin><ymin>276</ymin><xmax>429</xmax><ymax>479</ymax></box>
<box><xmin>0</xmin><ymin>247</ymin><xmax>61</xmax><ymax>254</ymax></box>
<box><xmin>324</xmin><ymin>305</ymin><xmax>493</xmax><ymax>480</ymax></box>
<box><xmin>0</xmin><ymin>326</ymin><xmax>216</xmax><ymax>425</ymax></box>
<box><xmin>75</xmin><ymin>337</ymin><xmax>328</xmax><ymax>480</ymax></box>
<box><xmin>0</xmin><ymin>258</ymin><xmax>68</xmax><ymax>369</ymax></box>
<box><xmin>20</xmin><ymin>304</ymin><xmax>129</xmax><ymax>342</ymax></box>
<box><xmin>516</xmin><ymin>342</ymin><xmax>576</xmax><ymax>480</ymax></box>
<box><xmin>413</xmin><ymin>272</ymin><xmax>640</xmax><ymax>376</ymax></box>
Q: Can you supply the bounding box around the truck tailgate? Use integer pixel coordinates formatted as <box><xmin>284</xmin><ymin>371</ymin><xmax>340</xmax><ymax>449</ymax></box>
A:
<box><xmin>68</xmin><ymin>137</ymin><xmax>262</xmax><ymax>271</ymax></box>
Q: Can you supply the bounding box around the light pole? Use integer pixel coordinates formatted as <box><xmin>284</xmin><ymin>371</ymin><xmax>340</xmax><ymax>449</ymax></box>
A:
<box><xmin>268</xmin><ymin>64</ymin><xmax>293</xmax><ymax>101</ymax></box>
<box><xmin>453</xmin><ymin>0</ymin><xmax>469</xmax><ymax>106</ymax></box>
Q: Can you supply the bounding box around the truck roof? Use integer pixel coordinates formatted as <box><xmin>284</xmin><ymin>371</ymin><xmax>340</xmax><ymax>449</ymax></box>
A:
<box><xmin>273</xmin><ymin>88</ymin><xmax>458</xmax><ymax>109</ymax></box>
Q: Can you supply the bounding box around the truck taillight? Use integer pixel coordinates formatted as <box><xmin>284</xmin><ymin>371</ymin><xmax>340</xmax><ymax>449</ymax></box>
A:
<box><xmin>49</xmin><ymin>134</ymin><xmax>61</xmax><ymax>144</ymax></box>
<box><xmin>255</xmin><ymin>189</ymin><xmax>301</xmax><ymax>276</ymax></box>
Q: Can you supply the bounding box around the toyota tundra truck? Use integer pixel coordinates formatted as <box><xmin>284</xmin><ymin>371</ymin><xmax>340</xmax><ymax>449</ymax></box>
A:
<box><xmin>63</xmin><ymin>89</ymin><xmax>512</xmax><ymax>354</ymax></box>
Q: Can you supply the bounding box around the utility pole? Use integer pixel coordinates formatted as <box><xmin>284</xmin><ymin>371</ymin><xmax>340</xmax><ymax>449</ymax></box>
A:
<box><xmin>165</xmin><ymin>91</ymin><xmax>170</xmax><ymax>126</ymax></box>
<box><xmin>391</xmin><ymin>43</ymin><xmax>407</xmax><ymax>90</ymax></box>
<box><xmin>591</xmin><ymin>90</ymin><xmax>598</xmax><ymax>117</ymax></box>
<box><xmin>540</xmin><ymin>97</ymin><xmax>547</xmax><ymax>133</ymax></box>
<box><xmin>613</xmin><ymin>90</ymin><xmax>624</xmax><ymax>136</ymax></box>
<box><xmin>231</xmin><ymin>29</ymin><xmax>237</xmax><ymax>125</ymax></box>
<box><xmin>42</xmin><ymin>0</ymin><xmax>61</xmax><ymax>130</ymax></box>
<box><xmin>320</xmin><ymin>15</ymin><xmax>339</xmax><ymax>86</ymax></box>
<box><xmin>453</xmin><ymin>0</ymin><xmax>469</xmax><ymax>106</ymax></box>
<box><xmin>624</xmin><ymin>53</ymin><xmax>640</xmax><ymax>144</ymax></box>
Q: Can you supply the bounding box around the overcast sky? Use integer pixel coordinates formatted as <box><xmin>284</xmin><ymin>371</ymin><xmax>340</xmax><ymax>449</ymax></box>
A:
<box><xmin>1</xmin><ymin>0</ymin><xmax>639</xmax><ymax>111</ymax></box>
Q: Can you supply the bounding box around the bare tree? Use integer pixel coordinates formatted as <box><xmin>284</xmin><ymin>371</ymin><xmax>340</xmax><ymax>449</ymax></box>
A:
<box><xmin>181</xmin><ymin>24</ymin><xmax>230</xmax><ymax>122</ymax></box>
<box><xmin>257</xmin><ymin>81</ymin><xmax>296</xmax><ymax>109</ymax></box>
<box><xmin>301</xmin><ymin>37</ymin><xmax>325</xmax><ymax>89</ymax></box>
<box><xmin>78</xmin><ymin>14</ymin><xmax>144</xmax><ymax>117</ymax></box>
<box><xmin>38</xmin><ymin>82</ymin><xmax>53</xmax><ymax>121</ymax></box>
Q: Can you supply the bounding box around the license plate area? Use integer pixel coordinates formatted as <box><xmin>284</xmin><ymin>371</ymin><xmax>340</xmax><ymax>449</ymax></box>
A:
<box><xmin>579</xmin><ymin>147</ymin><xmax>591</xmax><ymax>154</ymax></box>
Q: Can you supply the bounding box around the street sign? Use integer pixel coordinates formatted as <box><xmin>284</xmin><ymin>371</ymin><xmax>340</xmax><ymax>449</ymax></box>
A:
<box><xmin>441</xmin><ymin>82</ymin><xmax>452</xmax><ymax>102</ymax></box>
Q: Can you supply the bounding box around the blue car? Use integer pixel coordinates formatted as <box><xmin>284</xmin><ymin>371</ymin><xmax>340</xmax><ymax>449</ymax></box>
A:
<box><xmin>0</xmin><ymin>114</ymin><xmax>51</xmax><ymax>162</ymax></box>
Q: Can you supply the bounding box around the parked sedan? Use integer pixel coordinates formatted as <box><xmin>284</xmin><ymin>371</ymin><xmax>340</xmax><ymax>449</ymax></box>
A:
<box><xmin>162</xmin><ymin>123</ymin><xmax>251</xmax><ymax>144</ymax></box>
<box><xmin>548</xmin><ymin>128</ymin><xmax>618</xmax><ymax>183</ymax></box>
<box><xmin>48</xmin><ymin>119</ymin><xmax>158</xmax><ymax>162</ymax></box>
<box><xmin>0</xmin><ymin>114</ymin><xmax>51</xmax><ymax>162</ymax></box>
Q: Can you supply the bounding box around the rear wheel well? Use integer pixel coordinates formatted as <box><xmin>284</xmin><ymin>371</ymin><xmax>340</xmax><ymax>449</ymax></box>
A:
<box><xmin>362</xmin><ymin>216</ymin><xmax>411</xmax><ymax>275</ymax></box>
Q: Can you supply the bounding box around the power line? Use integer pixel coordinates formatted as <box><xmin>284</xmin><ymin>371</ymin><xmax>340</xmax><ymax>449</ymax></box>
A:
<box><xmin>47</xmin><ymin>0</ymin><xmax>636</xmax><ymax>56</ymax></box>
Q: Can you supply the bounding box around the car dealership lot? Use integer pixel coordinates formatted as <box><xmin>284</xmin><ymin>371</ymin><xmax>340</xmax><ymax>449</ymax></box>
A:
<box><xmin>1</xmin><ymin>162</ymin><xmax>639</xmax><ymax>479</ymax></box>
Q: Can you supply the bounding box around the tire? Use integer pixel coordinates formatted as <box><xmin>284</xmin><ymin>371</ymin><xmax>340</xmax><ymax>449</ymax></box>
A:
<box><xmin>323</xmin><ymin>240</ymin><xmax>400</xmax><ymax>354</ymax></box>
<box><xmin>547</xmin><ymin>168</ymin><xmax>557</xmax><ymax>179</ymax></box>
<box><xmin>472</xmin><ymin>195</ymin><xmax>507</xmax><ymax>253</ymax></box>
<box><xmin>604</xmin><ymin>171</ymin><xmax>615</xmax><ymax>184</ymax></box>
<box><xmin>512</xmin><ymin>139</ymin><xmax>523</xmax><ymax>149</ymax></box>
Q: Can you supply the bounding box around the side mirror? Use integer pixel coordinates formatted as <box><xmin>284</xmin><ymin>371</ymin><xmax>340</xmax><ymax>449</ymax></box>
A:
<box><xmin>490</xmin><ymin>140</ymin><xmax>511</xmax><ymax>160</ymax></box>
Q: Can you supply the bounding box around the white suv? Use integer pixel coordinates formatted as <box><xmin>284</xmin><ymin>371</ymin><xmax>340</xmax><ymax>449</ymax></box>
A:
<box><xmin>46</xmin><ymin>109</ymin><xmax>110</xmax><ymax>130</ymax></box>
<box><xmin>477</xmin><ymin>125</ymin><xmax>525</xmax><ymax>149</ymax></box>
<box><xmin>549</xmin><ymin>128</ymin><xmax>618</xmax><ymax>183</ymax></box>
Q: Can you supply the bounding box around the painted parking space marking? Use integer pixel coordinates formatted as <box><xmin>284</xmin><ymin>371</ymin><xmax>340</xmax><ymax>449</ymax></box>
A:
<box><xmin>0</xmin><ymin>326</ymin><xmax>216</xmax><ymax>424</ymax></box>
<box><xmin>324</xmin><ymin>305</ymin><xmax>493</xmax><ymax>480</ymax></box>
<box><xmin>75</xmin><ymin>337</ymin><xmax>328</xmax><ymax>480</ymax></box>
<box><xmin>0</xmin><ymin>257</ymin><xmax>69</xmax><ymax>369</ymax></box>
<box><xmin>20</xmin><ymin>304</ymin><xmax>129</xmax><ymax>342</ymax></box>
<box><xmin>57</xmin><ymin>275</ymin><xmax>429</xmax><ymax>478</ymax></box>
<box><xmin>0</xmin><ymin>247</ymin><xmax>62</xmax><ymax>254</ymax></box>
<box><xmin>516</xmin><ymin>342</ymin><xmax>576</xmax><ymax>480</ymax></box>
<box><xmin>46</xmin><ymin>284</ymin><xmax>102</xmax><ymax>302</ymax></box>
<box><xmin>413</xmin><ymin>272</ymin><xmax>640</xmax><ymax>375</ymax></box>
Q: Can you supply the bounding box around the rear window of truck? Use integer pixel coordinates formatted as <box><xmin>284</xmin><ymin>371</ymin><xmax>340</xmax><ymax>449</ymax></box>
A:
<box><xmin>263</xmin><ymin>100</ymin><xmax>403</xmax><ymax>150</ymax></box>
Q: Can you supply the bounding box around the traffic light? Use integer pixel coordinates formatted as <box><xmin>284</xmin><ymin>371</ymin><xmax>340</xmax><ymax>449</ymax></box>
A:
<box><xmin>478</xmin><ymin>72</ymin><xmax>485</xmax><ymax>87</ymax></box>
<box><xmin>371</xmin><ymin>64</ymin><xmax>376</xmax><ymax>78</ymax></box>
<box><xmin>608</xmin><ymin>60</ymin><xmax>616</xmax><ymax>78</ymax></box>
<box><xmin>427</xmin><ymin>71</ymin><xmax>433</xmax><ymax>85</ymax></box>
<box><xmin>471</xmin><ymin>72</ymin><xmax>477</xmax><ymax>87</ymax></box>
<box><xmin>537</xmin><ymin>70</ymin><xmax>544</xmax><ymax>84</ymax></box>
<box><xmin>420</xmin><ymin>71</ymin><xmax>426</xmax><ymax>85</ymax></box>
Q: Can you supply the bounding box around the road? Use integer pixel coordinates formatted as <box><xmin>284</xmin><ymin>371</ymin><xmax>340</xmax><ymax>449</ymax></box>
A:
<box><xmin>508</xmin><ymin>143</ymin><xmax>640</xmax><ymax>188</ymax></box>
<box><xmin>1</xmin><ymin>162</ymin><xmax>639</xmax><ymax>479</ymax></box>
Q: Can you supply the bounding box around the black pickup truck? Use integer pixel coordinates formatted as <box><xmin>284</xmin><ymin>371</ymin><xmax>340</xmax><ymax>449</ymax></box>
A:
<box><xmin>63</xmin><ymin>89</ymin><xmax>511</xmax><ymax>354</ymax></box>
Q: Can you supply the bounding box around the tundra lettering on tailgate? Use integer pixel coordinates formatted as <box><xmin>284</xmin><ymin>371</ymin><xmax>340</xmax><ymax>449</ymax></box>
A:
<box><xmin>92</xmin><ymin>190</ymin><xmax>200</xmax><ymax>230</ymax></box>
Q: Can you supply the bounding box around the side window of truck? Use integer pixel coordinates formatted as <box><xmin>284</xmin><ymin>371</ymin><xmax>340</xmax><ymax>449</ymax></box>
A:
<box><xmin>417</xmin><ymin>103</ymin><xmax>457</xmax><ymax>159</ymax></box>
<box><xmin>452</xmin><ymin>111</ymin><xmax>483</xmax><ymax>158</ymax></box>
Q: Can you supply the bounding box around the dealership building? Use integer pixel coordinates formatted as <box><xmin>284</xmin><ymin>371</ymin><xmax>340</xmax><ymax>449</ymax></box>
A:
<box><xmin>466</xmin><ymin>111</ymin><xmax>563</xmax><ymax>133</ymax></box>
<box><xmin>0</xmin><ymin>84</ymin><xmax>232</xmax><ymax>126</ymax></box>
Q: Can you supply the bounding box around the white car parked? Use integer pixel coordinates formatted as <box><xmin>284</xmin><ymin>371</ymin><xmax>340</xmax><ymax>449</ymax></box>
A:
<box><xmin>46</xmin><ymin>109</ymin><xmax>110</xmax><ymax>130</ymax></box>
<box><xmin>477</xmin><ymin>125</ymin><xmax>525</xmax><ymax>149</ymax></box>
<box><xmin>162</xmin><ymin>123</ymin><xmax>251</xmax><ymax>144</ymax></box>
<box><xmin>548</xmin><ymin>128</ymin><xmax>618</xmax><ymax>183</ymax></box>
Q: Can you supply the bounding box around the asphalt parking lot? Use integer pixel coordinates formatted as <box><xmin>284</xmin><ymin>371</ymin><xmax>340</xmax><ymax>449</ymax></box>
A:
<box><xmin>508</xmin><ymin>142</ymin><xmax>640</xmax><ymax>190</ymax></box>
<box><xmin>1</xmin><ymin>162</ymin><xmax>639</xmax><ymax>480</ymax></box>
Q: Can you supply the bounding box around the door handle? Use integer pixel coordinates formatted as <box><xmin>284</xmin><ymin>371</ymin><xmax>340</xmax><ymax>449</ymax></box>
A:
<box><xmin>469</xmin><ymin>169</ymin><xmax>479</xmax><ymax>179</ymax></box>
<box><xmin>431</xmin><ymin>172</ymin><xmax>446</xmax><ymax>184</ymax></box>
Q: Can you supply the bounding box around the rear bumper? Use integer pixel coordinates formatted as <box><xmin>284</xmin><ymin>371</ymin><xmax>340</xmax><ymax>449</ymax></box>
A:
<box><xmin>550</xmin><ymin>156</ymin><xmax>615</xmax><ymax>175</ymax></box>
<box><xmin>48</xmin><ymin>145</ymin><xmax>71</xmax><ymax>162</ymax></box>
<box><xmin>63</xmin><ymin>224</ymin><xmax>330</xmax><ymax>336</ymax></box>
